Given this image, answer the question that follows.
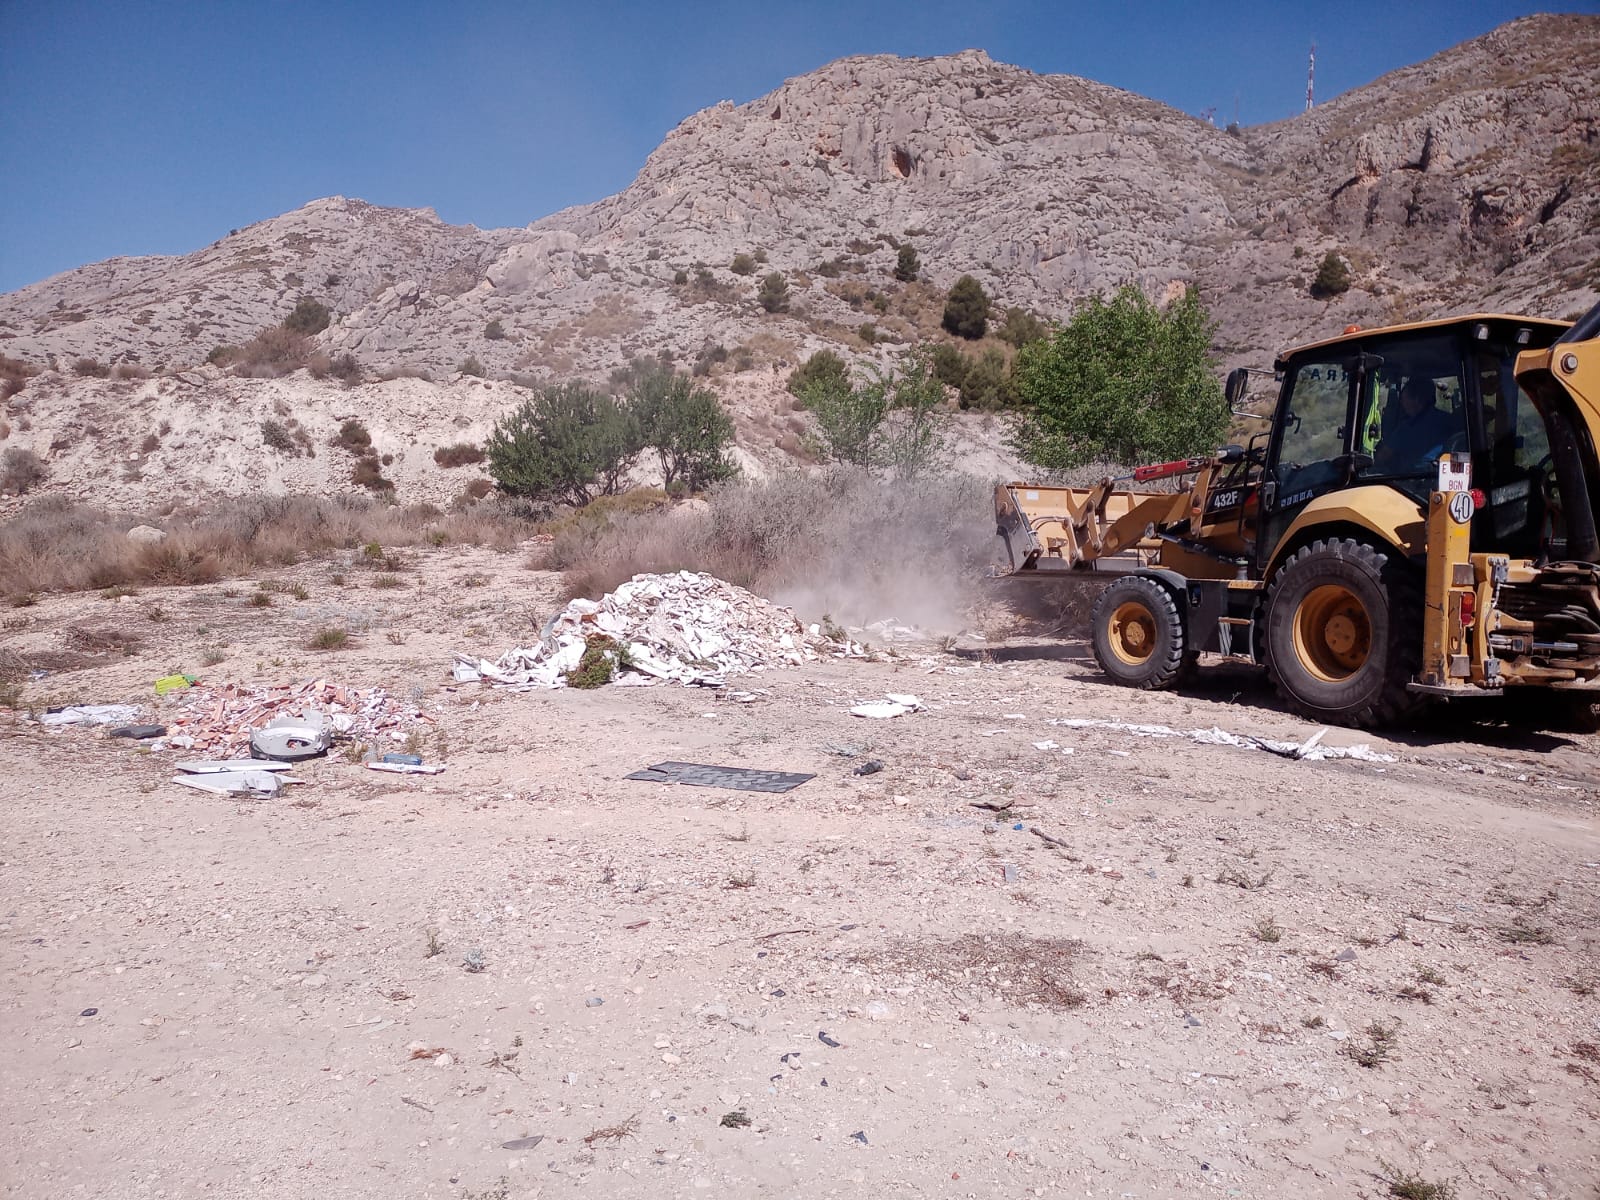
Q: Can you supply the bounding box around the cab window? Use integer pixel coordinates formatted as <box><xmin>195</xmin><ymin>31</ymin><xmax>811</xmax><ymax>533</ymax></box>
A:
<box><xmin>1274</xmin><ymin>359</ymin><xmax>1350</xmax><ymax>502</ymax></box>
<box><xmin>1354</xmin><ymin>334</ymin><xmax>1467</xmax><ymax>491</ymax></box>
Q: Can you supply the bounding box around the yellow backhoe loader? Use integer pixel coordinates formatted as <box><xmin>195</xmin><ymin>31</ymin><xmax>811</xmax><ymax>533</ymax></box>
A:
<box><xmin>994</xmin><ymin>302</ymin><xmax>1600</xmax><ymax>728</ymax></box>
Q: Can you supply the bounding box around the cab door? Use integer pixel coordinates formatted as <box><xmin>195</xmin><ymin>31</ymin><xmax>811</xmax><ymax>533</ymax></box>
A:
<box><xmin>1258</xmin><ymin>354</ymin><xmax>1358</xmax><ymax>569</ymax></box>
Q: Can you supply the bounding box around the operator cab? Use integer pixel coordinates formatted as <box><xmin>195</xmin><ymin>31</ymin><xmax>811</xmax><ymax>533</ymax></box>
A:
<box><xmin>1262</xmin><ymin>314</ymin><xmax>1582</xmax><ymax>565</ymax></box>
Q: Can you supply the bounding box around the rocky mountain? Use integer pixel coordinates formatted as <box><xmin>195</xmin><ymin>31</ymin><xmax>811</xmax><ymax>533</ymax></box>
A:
<box><xmin>1</xmin><ymin>13</ymin><xmax>1596</xmax><ymax>509</ymax></box>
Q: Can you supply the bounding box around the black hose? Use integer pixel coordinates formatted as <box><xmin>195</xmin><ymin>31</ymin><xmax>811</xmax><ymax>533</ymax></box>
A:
<box><xmin>1556</xmin><ymin>299</ymin><xmax>1600</xmax><ymax>346</ymax></box>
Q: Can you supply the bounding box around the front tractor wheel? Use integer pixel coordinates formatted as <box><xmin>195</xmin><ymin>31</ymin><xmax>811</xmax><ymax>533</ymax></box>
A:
<box><xmin>1264</xmin><ymin>538</ymin><xmax>1423</xmax><ymax>728</ymax></box>
<box><xmin>1090</xmin><ymin>576</ymin><xmax>1187</xmax><ymax>690</ymax></box>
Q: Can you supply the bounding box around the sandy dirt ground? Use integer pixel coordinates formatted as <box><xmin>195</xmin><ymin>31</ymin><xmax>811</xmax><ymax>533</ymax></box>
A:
<box><xmin>3</xmin><ymin>543</ymin><xmax>1599</xmax><ymax>1200</ymax></box>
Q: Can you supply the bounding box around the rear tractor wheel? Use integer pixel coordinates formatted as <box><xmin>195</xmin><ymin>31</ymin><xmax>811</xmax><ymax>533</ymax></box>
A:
<box><xmin>1090</xmin><ymin>576</ymin><xmax>1187</xmax><ymax>690</ymax></box>
<box><xmin>1264</xmin><ymin>538</ymin><xmax>1424</xmax><ymax>728</ymax></box>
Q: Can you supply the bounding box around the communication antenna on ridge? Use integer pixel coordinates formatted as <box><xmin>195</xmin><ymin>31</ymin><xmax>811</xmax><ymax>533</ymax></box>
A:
<box><xmin>1306</xmin><ymin>42</ymin><xmax>1316</xmax><ymax>111</ymax></box>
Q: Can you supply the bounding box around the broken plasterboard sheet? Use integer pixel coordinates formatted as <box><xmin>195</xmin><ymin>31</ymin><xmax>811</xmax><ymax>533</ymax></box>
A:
<box><xmin>850</xmin><ymin>694</ymin><xmax>924</xmax><ymax>719</ymax></box>
<box><xmin>40</xmin><ymin>705</ymin><xmax>141</xmax><ymax>727</ymax></box>
<box><xmin>172</xmin><ymin>770</ymin><xmax>296</xmax><ymax>797</ymax></box>
<box><xmin>175</xmin><ymin>759</ymin><xmax>296</xmax><ymax>774</ymax></box>
<box><xmin>625</xmin><ymin>761</ymin><xmax>816</xmax><ymax>793</ymax></box>
<box><xmin>1047</xmin><ymin>717</ymin><xmax>1395</xmax><ymax>762</ymax></box>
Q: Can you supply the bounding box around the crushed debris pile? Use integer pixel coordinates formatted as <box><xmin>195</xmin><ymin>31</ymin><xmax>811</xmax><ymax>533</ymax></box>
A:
<box><xmin>156</xmin><ymin>679</ymin><xmax>431</xmax><ymax>757</ymax></box>
<box><xmin>456</xmin><ymin>571</ymin><xmax>859</xmax><ymax>688</ymax></box>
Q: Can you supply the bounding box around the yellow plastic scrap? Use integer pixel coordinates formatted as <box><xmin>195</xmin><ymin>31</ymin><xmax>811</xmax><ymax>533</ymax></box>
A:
<box><xmin>154</xmin><ymin>673</ymin><xmax>198</xmax><ymax>696</ymax></box>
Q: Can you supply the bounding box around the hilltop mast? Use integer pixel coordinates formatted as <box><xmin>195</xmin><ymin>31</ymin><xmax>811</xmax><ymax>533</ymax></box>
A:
<box><xmin>1306</xmin><ymin>42</ymin><xmax>1316</xmax><ymax>111</ymax></box>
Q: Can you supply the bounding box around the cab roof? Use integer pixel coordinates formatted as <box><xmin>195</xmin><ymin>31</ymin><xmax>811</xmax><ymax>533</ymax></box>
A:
<box><xmin>1276</xmin><ymin>312</ymin><xmax>1571</xmax><ymax>367</ymax></box>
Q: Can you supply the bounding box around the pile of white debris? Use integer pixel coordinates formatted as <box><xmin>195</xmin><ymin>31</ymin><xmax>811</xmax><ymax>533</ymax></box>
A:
<box><xmin>453</xmin><ymin>571</ymin><xmax>860</xmax><ymax>688</ymax></box>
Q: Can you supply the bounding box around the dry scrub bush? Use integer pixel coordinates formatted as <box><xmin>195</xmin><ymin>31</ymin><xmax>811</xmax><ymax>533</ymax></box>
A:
<box><xmin>0</xmin><ymin>494</ymin><xmax>534</xmax><ymax>597</ymax></box>
<box><xmin>556</xmin><ymin>468</ymin><xmax>997</xmax><ymax>629</ymax></box>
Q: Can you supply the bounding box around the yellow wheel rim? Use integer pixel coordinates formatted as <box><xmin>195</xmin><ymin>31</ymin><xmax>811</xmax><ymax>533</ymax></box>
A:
<box><xmin>1108</xmin><ymin>600</ymin><xmax>1158</xmax><ymax>666</ymax></box>
<box><xmin>1292</xmin><ymin>584</ymin><xmax>1371</xmax><ymax>682</ymax></box>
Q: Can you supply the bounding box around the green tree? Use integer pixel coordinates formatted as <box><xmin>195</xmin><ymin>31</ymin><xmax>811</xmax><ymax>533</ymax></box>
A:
<box><xmin>730</xmin><ymin>253</ymin><xmax>757</xmax><ymax>276</ymax></box>
<box><xmin>942</xmin><ymin>275</ymin><xmax>990</xmax><ymax>339</ymax></box>
<box><xmin>486</xmin><ymin>382</ymin><xmax>643</xmax><ymax>506</ymax></box>
<box><xmin>283</xmin><ymin>297</ymin><xmax>331</xmax><ymax>335</ymax></box>
<box><xmin>628</xmin><ymin>369</ymin><xmax>738</xmax><ymax>492</ymax></box>
<box><xmin>894</xmin><ymin>244</ymin><xmax>920</xmax><ymax>283</ymax></box>
<box><xmin>930</xmin><ymin>343</ymin><xmax>970</xmax><ymax>390</ymax></box>
<box><xmin>1311</xmin><ymin>251</ymin><xmax>1351</xmax><ymax>298</ymax></box>
<box><xmin>996</xmin><ymin>306</ymin><xmax>1047</xmax><ymax>348</ymax></box>
<box><xmin>758</xmin><ymin>272</ymin><xmax>791</xmax><ymax>313</ymax></box>
<box><xmin>876</xmin><ymin>351</ymin><xmax>949</xmax><ymax>477</ymax></box>
<box><xmin>800</xmin><ymin>351</ymin><xmax>949</xmax><ymax>476</ymax></box>
<box><xmin>1010</xmin><ymin>285</ymin><xmax>1228</xmax><ymax>468</ymax></box>
<box><xmin>484</xmin><ymin>319</ymin><xmax>507</xmax><ymax>341</ymax></box>
<box><xmin>958</xmin><ymin>347</ymin><xmax>1018</xmax><ymax>410</ymax></box>
<box><xmin>787</xmin><ymin>350</ymin><xmax>849</xmax><ymax>404</ymax></box>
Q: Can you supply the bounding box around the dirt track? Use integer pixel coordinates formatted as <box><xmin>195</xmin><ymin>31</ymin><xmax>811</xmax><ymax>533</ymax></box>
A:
<box><xmin>3</xmin><ymin>548</ymin><xmax>1598</xmax><ymax>1199</ymax></box>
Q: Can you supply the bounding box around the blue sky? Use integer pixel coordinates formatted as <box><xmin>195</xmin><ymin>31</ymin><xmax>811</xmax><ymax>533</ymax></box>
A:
<box><xmin>0</xmin><ymin>0</ymin><xmax>1586</xmax><ymax>292</ymax></box>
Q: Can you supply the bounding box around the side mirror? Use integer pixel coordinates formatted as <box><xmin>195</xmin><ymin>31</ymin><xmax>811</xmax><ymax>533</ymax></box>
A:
<box><xmin>1225</xmin><ymin>367</ymin><xmax>1249</xmax><ymax>408</ymax></box>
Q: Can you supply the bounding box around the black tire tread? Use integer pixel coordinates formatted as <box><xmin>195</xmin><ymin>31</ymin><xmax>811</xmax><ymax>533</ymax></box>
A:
<box><xmin>1264</xmin><ymin>537</ymin><xmax>1425</xmax><ymax>728</ymax></box>
<box><xmin>1091</xmin><ymin>576</ymin><xmax>1187</xmax><ymax>691</ymax></box>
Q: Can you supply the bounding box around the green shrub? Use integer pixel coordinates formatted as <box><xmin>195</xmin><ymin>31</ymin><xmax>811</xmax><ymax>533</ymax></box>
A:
<box><xmin>758</xmin><ymin>272</ymin><xmax>790</xmax><ymax>313</ymax></box>
<box><xmin>942</xmin><ymin>275</ymin><xmax>990</xmax><ymax>339</ymax></box>
<box><xmin>434</xmin><ymin>442</ymin><xmax>485</xmax><ymax>468</ymax></box>
<box><xmin>997</xmin><ymin>306</ymin><xmax>1048</xmax><ymax>348</ymax></box>
<box><xmin>329</xmin><ymin>353</ymin><xmax>361</xmax><ymax>383</ymax></box>
<box><xmin>350</xmin><ymin>457</ymin><xmax>394</xmax><ymax>494</ymax></box>
<box><xmin>958</xmin><ymin>347</ymin><xmax>1019</xmax><ymax>410</ymax></box>
<box><xmin>207</xmin><ymin>345</ymin><xmax>238</xmax><ymax>366</ymax></box>
<box><xmin>894</xmin><ymin>244</ymin><xmax>920</xmax><ymax>283</ymax></box>
<box><xmin>484</xmin><ymin>319</ymin><xmax>506</xmax><ymax>341</ymax></box>
<box><xmin>0</xmin><ymin>448</ymin><xmax>47</xmax><ymax>495</ymax></box>
<box><xmin>283</xmin><ymin>297</ymin><xmax>331</xmax><ymax>335</ymax></box>
<box><xmin>73</xmin><ymin>357</ymin><xmax>110</xmax><ymax>379</ymax></box>
<box><xmin>693</xmin><ymin>345</ymin><xmax>728</xmax><ymax>378</ymax></box>
<box><xmin>231</xmin><ymin>327</ymin><xmax>310</xmax><ymax>377</ymax></box>
<box><xmin>627</xmin><ymin>369</ymin><xmax>737</xmax><ymax>492</ymax></box>
<box><xmin>859</xmin><ymin>323</ymin><xmax>877</xmax><ymax>344</ymax></box>
<box><xmin>486</xmin><ymin>382</ymin><xmax>642</xmax><ymax>506</ymax></box>
<box><xmin>1011</xmin><ymin>285</ymin><xmax>1227</xmax><ymax>468</ymax></box>
<box><xmin>336</xmin><ymin>419</ymin><xmax>372</xmax><ymax>453</ymax></box>
<box><xmin>459</xmin><ymin>355</ymin><xmax>486</xmax><ymax>378</ymax></box>
<box><xmin>673</xmin><ymin>269</ymin><xmax>689</xmax><ymax>285</ymax></box>
<box><xmin>787</xmin><ymin>350</ymin><xmax>849</xmax><ymax>405</ymax></box>
<box><xmin>730</xmin><ymin>253</ymin><xmax>757</xmax><ymax>276</ymax></box>
<box><xmin>1311</xmin><ymin>251</ymin><xmax>1352</xmax><ymax>298</ymax></box>
<box><xmin>931</xmin><ymin>343</ymin><xmax>969</xmax><ymax>389</ymax></box>
<box><xmin>261</xmin><ymin>419</ymin><xmax>296</xmax><ymax>453</ymax></box>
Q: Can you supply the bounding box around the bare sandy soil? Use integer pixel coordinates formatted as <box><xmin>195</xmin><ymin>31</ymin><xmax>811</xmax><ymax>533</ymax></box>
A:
<box><xmin>3</xmin><ymin>544</ymin><xmax>1599</xmax><ymax>1200</ymax></box>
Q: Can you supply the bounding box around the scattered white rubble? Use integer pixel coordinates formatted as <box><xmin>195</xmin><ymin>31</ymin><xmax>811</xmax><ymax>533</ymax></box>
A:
<box><xmin>850</xmin><ymin>694</ymin><xmax>924</xmax><ymax>719</ymax></box>
<box><xmin>1048</xmin><ymin>717</ymin><xmax>1396</xmax><ymax>763</ymax></box>
<box><xmin>39</xmin><ymin>704</ymin><xmax>141</xmax><ymax>727</ymax></box>
<box><xmin>455</xmin><ymin>571</ymin><xmax>861</xmax><ymax>689</ymax></box>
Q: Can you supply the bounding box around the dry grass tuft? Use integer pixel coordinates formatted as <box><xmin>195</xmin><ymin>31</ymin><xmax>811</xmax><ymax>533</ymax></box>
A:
<box><xmin>582</xmin><ymin>1114</ymin><xmax>640</xmax><ymax>1146</ymax></box>
<box><xmin>863</xmin><ymin>931</ymin><xmax>1086</xmax><ymax>1011</ymax></box>
<box><xmin>0</xmin><ymin>495</ymin><xmax>536</xmax><ymax>598</ymax></box>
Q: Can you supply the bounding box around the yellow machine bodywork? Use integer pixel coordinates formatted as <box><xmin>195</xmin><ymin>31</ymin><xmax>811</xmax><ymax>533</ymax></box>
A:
<box><xmin>992</xmin><ymin>304</ymin><xmax>1600</xmax><ymax>722</ymax></box>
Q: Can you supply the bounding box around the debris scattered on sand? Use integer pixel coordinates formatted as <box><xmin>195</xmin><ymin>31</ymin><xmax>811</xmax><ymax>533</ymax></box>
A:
<box><xmin>456</xmin><ymin>571</ymin><xmax>864</xmax><ymax>689</ymax></box>
<box><xmin>850</xmin><ymin>694</ymin><xmax>924</xmax><ymax>719</ymax></box>
<box><xmin>1047</xmin><ymin>717</ymin><xmax>1396</xmax><ymax>763</ymax></box>
<box><xmin>40</xmin><ymin>704</ymin><xmax>141</xmax><ymax>727</ymax></box>
<box><xmin>157</xmin><ymin>679</ymin><xmax>430</xmax><ymax>758</ymax></box>
<box><xmin>250</xmin><ymin>713</ymin><xmax>332</xmax><ymax>762</ymax></box>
